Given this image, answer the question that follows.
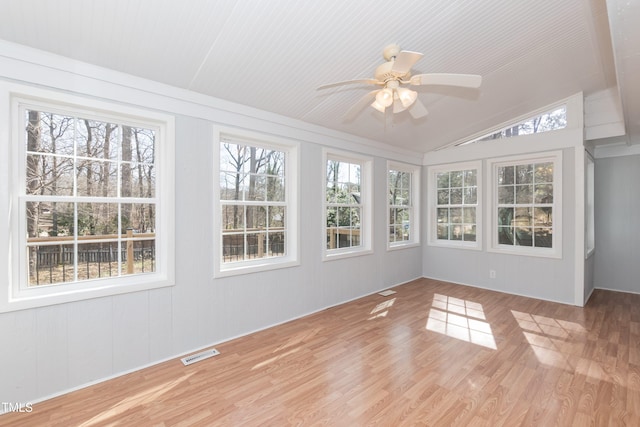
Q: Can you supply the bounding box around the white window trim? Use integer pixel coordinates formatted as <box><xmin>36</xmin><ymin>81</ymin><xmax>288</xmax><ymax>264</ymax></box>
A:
<box><xmin>322</xmin><ymin>148</ymin><xmax>373</xmax><ymax>261</ymax></box>
<box><xmin>387</xmin><ymin>161</ymin><xmax>421</xmax><ymax>250</ymax></box>
<box><xmin>1</xmin><ymin>83</ymin><xmax>175</xmax><ymax>313</ymax></box>
<box><xmin>585</xmin><ymin>151</ymin><xmax>595</xmax><ymax>258</ymax></box>
<box><xmin>213</xmin><ymin>126</ymin><xmax>299</xmax><ymax>277</ymax></box>
<box><xmin>487</xmin><ymin>150</ymin><xmax>563</xmax><ymax>258</ymax></box>
<box><xmin>427</xmin><ymin>161</ymin><xmax>482</xmax><ymax>250</ymax></box>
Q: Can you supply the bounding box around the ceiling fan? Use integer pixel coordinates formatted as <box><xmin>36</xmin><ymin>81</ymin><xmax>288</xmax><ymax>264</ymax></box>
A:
<box><xmin>317</xmin><ymin>44</ymin><xmax>482</xmax><ymax>120</ymax></box>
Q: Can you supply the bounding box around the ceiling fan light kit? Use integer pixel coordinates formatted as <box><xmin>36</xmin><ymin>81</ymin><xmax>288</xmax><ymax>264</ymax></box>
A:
<box><xmin>318</xmin><ymin>44</ymin><xmax>482</xmax><ymax>120</ymax></box>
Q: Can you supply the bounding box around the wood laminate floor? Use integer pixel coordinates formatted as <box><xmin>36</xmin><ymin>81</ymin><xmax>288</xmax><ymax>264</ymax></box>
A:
<box><xmin>1</xmin><ymin>278</ymin><xmax>639</xmax><ymax>426</ymax></box>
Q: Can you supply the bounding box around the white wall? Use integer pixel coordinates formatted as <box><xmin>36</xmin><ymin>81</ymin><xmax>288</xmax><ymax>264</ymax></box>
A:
<box><xmin>593</xmin><ymin>152</ymin><xmax>640</xmax><ymax>294</ymax></box>
<box><xmin>421</xmin><ymin>94</ymin><xmax>587</xmax><ymax>305</ymax></box>
<box><xmin>0</xmin><ymin>45</ymin><xmax>423</xmax><ymax>406</ymax></box>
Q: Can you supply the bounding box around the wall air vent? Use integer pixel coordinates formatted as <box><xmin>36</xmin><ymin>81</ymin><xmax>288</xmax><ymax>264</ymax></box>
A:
<box><xmin>181</xmin><ymin>348</ymin><xmax>220</xmax><ymax>366</ymax></box>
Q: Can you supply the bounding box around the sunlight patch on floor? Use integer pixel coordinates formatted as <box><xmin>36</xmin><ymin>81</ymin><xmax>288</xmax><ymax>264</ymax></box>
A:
<box><xmin>511</xmin><ymin>310</ymin><xmax>586</xmax><ymax>370</ymax></box>
<box><xmin>78</xmin><ymin>372</ymin><xmax>195</xmax><ymax>427</ymax></box>
<box><xmin>426</xmin><ymin>294</ymin><xmax>496</xmax><ymax>349</ymax></box>
<box><xmin>368</xmin><ymin>298</ymin><xmax>396</xmax><ymax>320</ymax></box>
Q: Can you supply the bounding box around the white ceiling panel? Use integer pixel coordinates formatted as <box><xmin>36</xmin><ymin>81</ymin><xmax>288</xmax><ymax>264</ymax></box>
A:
<box><xmin>0</xmin><ymin>0</ymin><xmax>637</xmax><ymax>151</ymax></box>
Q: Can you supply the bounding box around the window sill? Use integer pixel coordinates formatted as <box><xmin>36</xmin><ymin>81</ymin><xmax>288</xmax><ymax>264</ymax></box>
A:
<box><xmin>387</xmin><ymin>242</ymin><xmax>421</xmax><ymax>251</ymax></box>
<box><xmin>215</xmin><ymin>258</ymin><xmax>300</xmax><ymax>278</ymax></box>
<box><xmin>1</xmin><ymin>274</ymin><xmax>174</xmax><ymax>313</ymax></box>
<box><xmin>323</xmin><ymin>248</ymin><xmax>373</xmax><ymax>262</ymax></box>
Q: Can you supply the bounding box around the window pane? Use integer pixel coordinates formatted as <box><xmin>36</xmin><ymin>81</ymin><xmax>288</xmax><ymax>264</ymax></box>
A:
<box><xmin>26</xmin><ymin>154</ymin><xmax>75</xmax><ymax>196</ymax></box>
<box><xmin>498</xmin><ymin>186</ymin><xmax>514</xmax><ymax>204</ymax></box>
<box><xmin>220</xmin><ymin>172</ymin><xmax>246</xmax><ymax>201</ymax></box>
<box><xmin>437</xmin><ymin>189</ymin><xmax>450</xmax><ymax>205</ymax></box>
<box><xmin>515</xmin><ymin>207</ymin><xmax>532</xmax><ymax>226</ymax></box>
<box><xmin>27</xmin><ymin>201</ymin><xmax>74</xmax><ymax>238</ymax></box>
<box><xmin>535</xmin><ymin>207</ymin><xmax>552</xmax><ymax>226</ymax></box>
<box><xmin>450</xmin><ymin>208</ymin><xmax>462</xmax><ymax>224</ymax></box>
<box><xmin>437</xmin><ymin>172</ymin><xmax>449</xmax><ymax>188</ymax></box>
<box><xmin>515</xmin><ymin>185</ymin><xmax>533</xmax><ymax>204</ymax></box>
<box><xmin>222</xmin><ymin>232</ymin><xmax>245</xmax><ymax>262</ymax></box>
<box><xmin>534</xmin><ymin>228</ymin><xmax>553</xmax><ymax>248</ymax></box>
<box><xmin>222</xmin><ymin>205</ymin><xmax>244</xmax><ymax>231</ymax></box>
<box><xmin>515</xmin><ymin>227</ymin><xmax>532</xmax><ymax>246</ymax></box>
<box><xmin>26</xmin><ymin>111</ymin><xmax>76</xmax><ymax>156</ymax></box>
<box><xmin>498</xmin><ymin>207</ymin><xmax>514</xmax><ymax>227</ymax></box>
<box><xmin>464</xmin><ymin>225</ymin><xmax>477</xmax><ymax>242</ymax></box>
<box><xmin>246</xmin><ymin>205</ymin><xmax>267</xmax><ymax>229</ymax></box>
<box><xmin>76</xmin><ymin>160</ymin><xmax>117</xmax><ymax>197</ymax></box>
<box><xmin>535</xmin><ymin>162</ymin><xmax>553</xmax><ymax>183</ymax></box>
<box><xmin>267</xmin><ymin>176</ymin><xmax>285</xmax><ymax>202</ymax></box>
<box><xmin>451</xmin><ymin>225</ymin><xmax>463</xmax><ymax>241</ymax></box>
<box><xmin>221</xmin><ymin>143</ymin><xmax>247</xmax><ymax>173</ymax></box>
<box><xmin>450</xmin><ymin>171</ymin><xmax>463</xmax><ymax>187</ymax></box>
<box><xmin>535</xmin><ymin>184</ymin><xmax>553</xmax><ymax>204</ymax></box>
<box><xmin>77</xmin><ymin>202</ymin><xmax>119</xmax><ymax>236</ymax></box>
<box><xmin>463</xmin><ymin>207</ymin><xmax>476</xmax><ymax>224</ymax></box>
<box><xmin>498</xmin><ymin>166</ymin><xmax>514</xmax><ymax>185</ymax></box>
<box><xmin>437</xmin><ymin>208</ymin><xmax>449</xmax><ymax>224</ymax></box>
<box><xmin>267</xmin><ymin>232</ymin><xmax>285</xmax><ymax>257</ymax></box>
<box><xmin>516</xmin><ymin>164</ymin><xmax>533</xmax><ymax>184</ymax></box>
<box><xmin>464</xmin><ymin>187</ymin><xmax>477</xmax><ymax>204</ymax></box>
<box><xmin>269</xmin><ymin>206</ymin><xmax>285</xmax><ymax>228</ymax></box>
<box><xmin>121</xmin><ymin>203</ymin><xmax>156</xmax><ymax>233</ymax></box>
<box><xmin>247</xmin><ymin>175</ymin><xmax>267</xmax><ymax>201</ymax></box>
<box><xmin>464</xmin><ymin>170</ymin><xmax>477</xmax><ymax>187</ymax></box>
<box><xmin>498</xmin><ymin>226</ymin><xmax>513</xmax><ymax>244</ymax></box>
<box><xmin>27</xmin><ymin>243</ymin><xmax>76</xmax><ymax>286</ymax></box>
<box><xmin>450</xmin><ymin>188</ymin><xmax>463</xmax><ymax>205</ymax></box>
<box><xmin>437</xmin><ymin>224</ymin><xmax>449</xmax><ymax>240</ymax></box>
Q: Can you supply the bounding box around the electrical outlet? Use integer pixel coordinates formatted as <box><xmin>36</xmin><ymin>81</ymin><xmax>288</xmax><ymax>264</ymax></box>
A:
<box><xmin>489</xmin><ymin>269</ymin><xmax>496</xmax><ymax>279</ymax></box>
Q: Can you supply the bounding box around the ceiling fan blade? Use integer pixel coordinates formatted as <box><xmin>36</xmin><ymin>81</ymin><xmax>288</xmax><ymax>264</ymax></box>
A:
<box><xmin>317</xmin><ymin>79</ymin><xmax>382</xmax><ymax>90</ymax></box>
<box><xmin>391</xmin><ymin>51</ymin><xmax>424</xmax><ymax>75</ymax></box>
<box><xmin>343</xmin><ymin>90</ymin><xmax>380</xmax><ymax>121</ymax></box>
<box><xmin>409</xmin><ymin>73</ymin><xmax>482</xmax><ymax>88</ymax></box>
<box><xmin>409</xmin><ymin>98</ymin><xmax>429</xmax><ymax>119</ymax></box>
<box><xmin>391</xmin><ymin>50</ymin><xmax>423</xmax><ymax>76</ymax></box>
<box><xmin>393</xmin><ymin>98</ymin><xmax>407</xmax><ymax>114</ymax></box>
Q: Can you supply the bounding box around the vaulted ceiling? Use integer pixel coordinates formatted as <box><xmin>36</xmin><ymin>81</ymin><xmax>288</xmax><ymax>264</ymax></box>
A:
<box><xmin>0</xmin><ymin>0</ymin><xmax>637</xmax><ymax>153</ymax></box>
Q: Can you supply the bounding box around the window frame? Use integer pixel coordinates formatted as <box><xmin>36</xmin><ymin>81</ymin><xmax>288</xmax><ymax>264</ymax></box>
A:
<box><xmin>427</xmin><ymin>161</ymin><xmax>482</xmax><ymax>250</ymax></box>
<box><xmin>387</xmin><ymin>161</ymin><xmax>420</xmax><ymax>250</ymax></box>
<box><xmin>323</xmin><ymin>149</ymin><xmax>372</xmax><ymax>261</ymax></box>
<box><xmin>487</xmin><ymin>151</ymin><xmax>562</xmax><ymax>258</ymax></box>
<box><xmin>2</xmin><ymin>84</ymin><xmax>175</xmax><ymax>313</ymax></box>
<box><xmin>213</xmin><ymin>127</ymin><xmax>299</xmax><ymax>277</ymax></box>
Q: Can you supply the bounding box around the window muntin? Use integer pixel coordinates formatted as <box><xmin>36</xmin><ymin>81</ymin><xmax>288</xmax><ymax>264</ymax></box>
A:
<box><xmin>496</xmin><ymin>162</ymin><xmax>554</xmax><ymax>248</ymax></box>
<box><xmin>23</xmin><ymin>109</ymin><xmax>157</xmax><ymax>287</ymax></box>
<box><xmin>326</xmin><ymin>159</ymin><xmax>362</xmax><ymax>250</ymax></box>
<box><xmin>387</xmin><ymin>162</ymin><xmax>420</xmax><ymax>248</ymax></box>
<box><xmin>436</xmin><ymin>169</ymin><xmax>478</xmax><ymax>243</ymax></box>
<box><xmin>219</xmin><ymin>140</ymin><xmax>287</xmax><ymax>264</ymax></box>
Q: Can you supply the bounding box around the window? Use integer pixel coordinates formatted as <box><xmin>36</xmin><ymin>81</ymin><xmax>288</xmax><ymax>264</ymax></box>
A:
<box><xmin>215</xmin><ymin>130</ymin><xmax>298</xmax><ymax>276</ymax></box>
<box><xmin>428</xmin><ymin>162</ymin><xmax>481</xmax><ymax>249</ymax></box>
<box><xmin>388</xmin><ymin>162</ymin><xmax>420</xmax><ymax>249</ymax></box>
<box><xmin>489</xmin><ymin>151</ymin><xmax>562</xmax><ymax>257</ymax></box>
<box><xmin>457</xmin><ymin>105</ymin><xmax>567</xmax><ymax>147</ymax></box>
<box><xmin>324</xmin><ymin>150</ymin><xmax>372</xmax><ymax>259</ymax></box>
<box><xmin>3</xmin><ymin>87</ymin><xmax>175</xmax><ymax>312</ymax></box>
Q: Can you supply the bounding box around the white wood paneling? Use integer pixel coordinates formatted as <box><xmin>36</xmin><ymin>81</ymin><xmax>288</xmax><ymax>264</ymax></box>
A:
<box><xmin>35</xmin><ymin>305</ymin><xmax>69</xmax><ymax>398</ymax></box>
<box><xmin>112</xmin><ymin>292</ymin><xmax>150</xmax><ymax>373</ymax></box>
<box><xmin>66</xmin><ymin>298</ymin><xmax>113</xmax><ymax>387</ymax></box>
